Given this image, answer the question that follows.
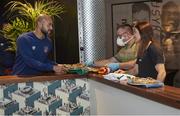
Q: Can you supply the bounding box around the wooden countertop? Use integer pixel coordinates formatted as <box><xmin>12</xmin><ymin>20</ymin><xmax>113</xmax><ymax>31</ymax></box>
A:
<box><xmin>0</xmin><ymin>74</ymin><xmax>86</xmax><ymax>84</ymax></box>
<box><xmin>89</xmin><ymin>74</ymin><xmax>180</xmax><ymax>109</ymax></box>
<box><xmin>0</xmin><ymin>73</ymin><xmax>179</xmax><ymax>109</ymax></box>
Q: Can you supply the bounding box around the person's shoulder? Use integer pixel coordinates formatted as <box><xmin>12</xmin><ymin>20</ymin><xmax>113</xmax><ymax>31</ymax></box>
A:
<box><xmin>148</xmin><ymin>43</ymin><xmax>154</xmax><ymax>48</ymax></box>
<box><xmin>147</xmin><ymin>44</ymin><xmax>157</xmax><ymax>54</ymax></box>
<box><xmin>17</xmin><ymin>32</ymin><xmax>34</xmax><ymax>41</ymax></box>
<box><xmin>148</xmin><ymin>42</ymin><xmax>159</xmax><ymax>49</ymax></box>
<box><xmin>148</xmin><ymin>43</ymin><xmax>163</xmax><ymax>54</ymax></box>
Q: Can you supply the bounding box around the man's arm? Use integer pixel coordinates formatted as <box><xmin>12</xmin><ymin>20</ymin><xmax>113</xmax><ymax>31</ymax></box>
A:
<box><xmin>119</xmin><ymin>60</ymin><xmax>136</xmax><ymax>70</ymax></box>
<box><xmin>46</xmin><ymin>58</ymin><xmax>57</xmax><ymax>65</ymax></box>
<box><xmin>94</xmin><ymin>57</ymin><xmax>119</xmax><ymax>67</ymax></box>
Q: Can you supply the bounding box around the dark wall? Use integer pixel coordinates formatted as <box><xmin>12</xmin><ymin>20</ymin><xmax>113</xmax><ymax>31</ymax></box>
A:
<box><xmin>0</xmin><ymin>0</ymin><xmax>11</xmax><ymax>24</ymax></box>
<box><xmin>55</xmin><ymin>0</ymin><xmax>79</xmax><ymax>64</ymax></box>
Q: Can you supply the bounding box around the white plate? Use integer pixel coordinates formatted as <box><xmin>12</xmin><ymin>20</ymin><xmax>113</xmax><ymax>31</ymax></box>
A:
<box><xmin>127</xmin><ymin>79</ymin><xmax>164</xmax><ymax>88</ymax></box>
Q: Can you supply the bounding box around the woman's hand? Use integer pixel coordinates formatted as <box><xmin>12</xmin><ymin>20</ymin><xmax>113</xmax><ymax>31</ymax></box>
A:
<box><xmin>114</xmin><ymin>69</ymin><xmax>126</xmax><ymax>74</ymax></box>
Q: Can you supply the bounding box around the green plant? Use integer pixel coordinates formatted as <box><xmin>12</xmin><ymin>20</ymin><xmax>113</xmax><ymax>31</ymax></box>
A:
<box><xmin>1</xmin><ymin>0</ymin><xmax>65</xmax><ymax>51</ymax></box>
<box><xmin>0</xmin><ymin>17</ymin><xmax>30</xmax><ymax>51</ymax></box>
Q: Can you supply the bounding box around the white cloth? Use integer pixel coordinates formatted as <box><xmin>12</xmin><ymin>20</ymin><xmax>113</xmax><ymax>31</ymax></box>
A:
<box><xmin>103</xmin><ymin>73</ymin><xmax>135</xmax><ymax>81</ymax></box>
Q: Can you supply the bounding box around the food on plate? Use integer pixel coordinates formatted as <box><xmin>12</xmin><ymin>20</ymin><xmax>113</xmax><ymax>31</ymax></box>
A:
<box><xmin>71</xmin><ymin>63</ymin><xmax>85</xmax><ymax>68</ymax></box>
<box><xmin>86</xmin><ymin>67</ymin><xmax>99</xmax><ymax>73</ymax></box>
<box><xmin>130</xmin><ymin>77</ymin><xmax>158</xmax><ymax>84</ymax></box>
<box><xmin>98</xmin><ymin>67</ymin><xmax>110</xmax><ymax>74</ymax></box>
<box><xmin>63</xmin><ymin>63</ymin><xmax>85</xmax><ymax>69</ymax></box>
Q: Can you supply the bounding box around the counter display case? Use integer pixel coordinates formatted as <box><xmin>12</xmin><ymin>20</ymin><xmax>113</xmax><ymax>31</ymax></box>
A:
<box><xmin>0</xmin><ymin>76</ymin><xmax>90</xmax><ymax>115</ymax></box>
<box><xmin>0</xmin><ymin>74</ymin><xmax>179</xmax><ymax>115</ymax></box>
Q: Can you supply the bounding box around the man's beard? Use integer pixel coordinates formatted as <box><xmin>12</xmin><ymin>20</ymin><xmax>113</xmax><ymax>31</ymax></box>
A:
<box><xmin>41</xmin><ymin>28</ymin><xmax>48</xmax><ymax>37</ymax></box>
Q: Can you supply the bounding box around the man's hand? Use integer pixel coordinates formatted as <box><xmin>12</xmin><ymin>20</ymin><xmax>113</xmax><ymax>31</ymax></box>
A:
<box><xmin>53</xmin><ymin>64</ymin><xmax>67</xmax><ymax>74</ymax></box>
<box><xmin>106</xmin><ymin>63</ymin><xmax>120</xmax><ymax>72</ymax></box>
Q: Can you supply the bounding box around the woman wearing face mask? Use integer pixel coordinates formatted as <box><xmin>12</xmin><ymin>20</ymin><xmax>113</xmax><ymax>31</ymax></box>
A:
<box><xmin>128</xmin><ymin>21</ymin><xmax>166</xmax><ymax>82</ymax></box>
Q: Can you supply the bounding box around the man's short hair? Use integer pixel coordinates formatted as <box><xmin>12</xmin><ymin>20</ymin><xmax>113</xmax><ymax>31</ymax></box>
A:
<box><xmin>116</xmin><ymin>23</ymin><xmax>133</xmax><ymax>34</ymax></box>
<box><xmin>35</xmin><ymin>14</ymin><xmax>52</xmax><ymax>27</ymax></box>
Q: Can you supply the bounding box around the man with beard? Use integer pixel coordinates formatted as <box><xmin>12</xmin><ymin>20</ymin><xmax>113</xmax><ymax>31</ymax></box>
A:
<box><xmin>13</xmin><ymin>14</ymin><xmax>66</xmax><ymax>75</ymax></box>
<box><xmin>161</xmin><ymin>1</ymin><xmax>180</xmax><ymax>87</ymax></box>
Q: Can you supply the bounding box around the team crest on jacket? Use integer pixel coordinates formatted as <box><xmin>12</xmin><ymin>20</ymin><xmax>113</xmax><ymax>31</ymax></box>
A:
<box><xmin>44</xmin><ymin>46</ymin><xmax>48</xmax><ymax>53</ymax></box>
<box><xmin>32</xmin><ymin>46</ymin><xmax>36</xmax><ymax>50</ymax></box>
<box><xmin>0</xmin><ymin>43</ymin><xmax>4</xmax><ymax>46</ymax></box>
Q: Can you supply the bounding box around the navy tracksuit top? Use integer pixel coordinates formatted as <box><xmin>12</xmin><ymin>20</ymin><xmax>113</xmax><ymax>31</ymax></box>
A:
<box><xmin>13</xmin><ymin>32</ymin><xmax>55</xmax><ymax>75</ymax></box>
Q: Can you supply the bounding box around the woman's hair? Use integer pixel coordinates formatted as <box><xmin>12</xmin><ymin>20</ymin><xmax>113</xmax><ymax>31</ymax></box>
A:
<box><xmin>135</xmin><ymin>21</ymin><xmax>161</xmax><ymax>57</ymax></box>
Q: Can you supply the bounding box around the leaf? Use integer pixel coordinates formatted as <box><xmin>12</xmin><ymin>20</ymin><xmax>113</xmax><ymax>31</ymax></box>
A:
<box><xmin>1</xmin><ymin>0</ymin><xmax>65</xmax><ymax>51</ymax></box>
